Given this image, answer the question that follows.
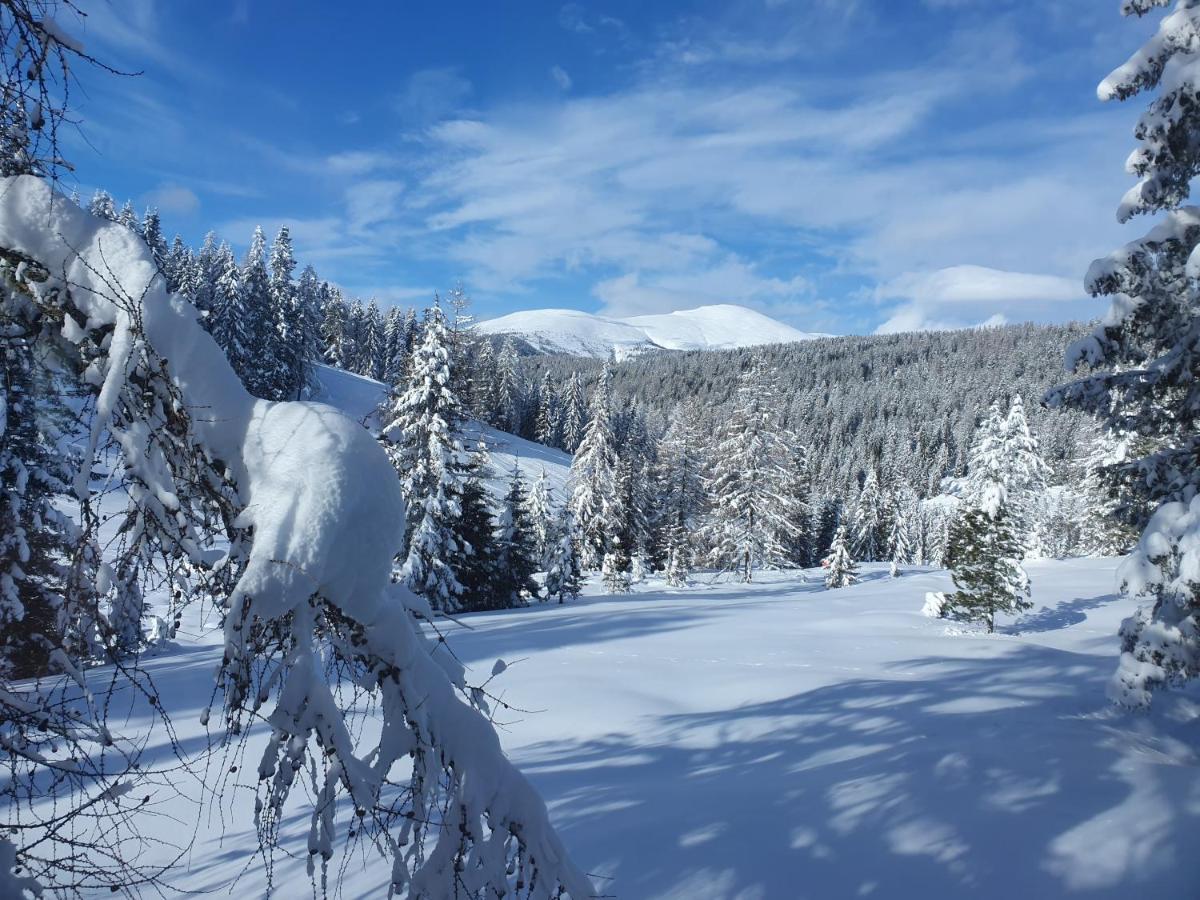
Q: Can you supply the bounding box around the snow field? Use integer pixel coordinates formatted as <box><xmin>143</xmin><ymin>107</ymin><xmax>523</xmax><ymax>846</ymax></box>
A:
<box><xmin>83</xmin><ymin>558</ymin><xmax>1199</xmax><ymax>898</ymax></box>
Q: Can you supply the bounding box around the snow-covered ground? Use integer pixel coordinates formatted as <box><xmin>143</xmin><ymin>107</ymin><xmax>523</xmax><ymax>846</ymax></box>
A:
<box><xmin>81</xmin><ymin>558</ymin><xmax>1199</xmax><ymax>898</ymax></box>
<box><xmin>307</xmin><ymin>363</ymin><xmax>574</xmax><ymax>501</ymax></box>
<box><xmin>474</xmin><ymin>304</ymin><xmax>831</xmax><ymax>358</ymax></box>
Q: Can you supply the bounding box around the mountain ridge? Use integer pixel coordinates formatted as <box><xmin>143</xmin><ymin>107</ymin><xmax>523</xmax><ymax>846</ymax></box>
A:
<box><xmin>474</xmin><ymin>303</ymin><xmax>831</xmax><ymax>359</ymax></box>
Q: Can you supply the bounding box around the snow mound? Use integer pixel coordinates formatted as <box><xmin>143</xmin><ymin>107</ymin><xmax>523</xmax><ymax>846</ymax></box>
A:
<box><xmin>475</xmin><ymin>304</ymin><xmax>830</xmax><ymax>358</ymax></box>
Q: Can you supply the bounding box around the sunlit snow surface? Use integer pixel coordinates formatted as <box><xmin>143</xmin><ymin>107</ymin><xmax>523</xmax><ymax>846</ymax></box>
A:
<box><xmin>91</xmin><ymin>558</ymin><xmax>1199</xmax><ymax>898</ymax></box>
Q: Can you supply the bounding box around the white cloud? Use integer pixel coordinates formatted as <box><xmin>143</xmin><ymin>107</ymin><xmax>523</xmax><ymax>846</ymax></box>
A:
<box><xmin>344</xmin><ymin>180</ymin><xmax>406</xmax><ymax>232</ymax></box>
<box><xmin>394</xmin><ymin>68</ymin><xmax>472</xmax><ymax>123</ymax></box>
<box><xmin>142</xmin><ymin>183</ymin><xmax>200</xmax><ymax>216</ymax></box>
<box><xmin>550</xmin><ymin>65</ymin><xmax>572</xmax><ymax>91</ymax></box>
<box><xmin>873</xmin><ymin>265</ymin><xmax>1088</xmax><ymax>333</ymax></box>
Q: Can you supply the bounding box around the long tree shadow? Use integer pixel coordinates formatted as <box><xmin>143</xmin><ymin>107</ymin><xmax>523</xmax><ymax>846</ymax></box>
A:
<box><xmin>515</xmin><ymin>645</ymin><xmax>1199</xmax><ymax>900</ymax></box>
<box><xmin>1007</xmin><ymin>592</ymin><xmax>1123</xmax><ymax>634</ymax></box>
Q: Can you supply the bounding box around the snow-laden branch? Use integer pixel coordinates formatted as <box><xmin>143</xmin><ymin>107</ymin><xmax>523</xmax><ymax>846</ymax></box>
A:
<box><xmin>0</xmin><ymin>175</ymin><xmax>592</xmax><ymax>897</ymax></box>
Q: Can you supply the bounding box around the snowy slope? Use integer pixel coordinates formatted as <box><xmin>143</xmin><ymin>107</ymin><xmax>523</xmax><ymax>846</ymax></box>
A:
<box><xmin>307</xmin><ymin>364</ymin><xmax>574</xmax><ymax>504</ymax></box>
<box><xmin>475</xmin><ymin>304</ymin><xmax>830</xmax><ymax>358</ymax></box>
<box><xmin>73</xmin><ymin>558</ymin><xmax>1199</xmax><ymax>898</ymax></box>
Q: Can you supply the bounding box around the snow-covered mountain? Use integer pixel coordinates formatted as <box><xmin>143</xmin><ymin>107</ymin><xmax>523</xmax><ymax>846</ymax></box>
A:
<box><xmin>474</xmin><ymin>304</ymin><xmax>830</xmax><ymax>358</ymax></box>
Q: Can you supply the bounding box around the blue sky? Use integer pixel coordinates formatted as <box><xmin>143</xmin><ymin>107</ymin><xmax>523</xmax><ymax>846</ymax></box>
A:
<box><xmin>61</xmin><ymin>0</ymin><xmax>1151</xmax><ymax>334</ymax></box>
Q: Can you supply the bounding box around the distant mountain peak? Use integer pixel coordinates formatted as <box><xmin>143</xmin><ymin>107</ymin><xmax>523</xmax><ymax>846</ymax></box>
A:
<box><xmin>474</xmin><ymin>303</ymin><xmax>832</xmax><ymax>358</ymax></box>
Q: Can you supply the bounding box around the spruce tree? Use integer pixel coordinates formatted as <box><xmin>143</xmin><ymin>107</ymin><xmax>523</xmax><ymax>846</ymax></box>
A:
<box><xmin>544</xmin><ymin>506</ymin><xmax>583</xmax><ymax>604</ymax></box>
<box><xmin>380</xmin><ymin>302</ymin><xmax>472</xmax><ymax>612</ymax></box>
<box><xmin>561</xmin><ymin>372</ymin><xmax>587</xmax><ymax>453</ymax></box>
<box><xmin>535</xmin><ymin>370</ymin><xmax>561</xmax><ymax>447</ymax></box>
<box><xmin>569</xmin><ymin>362</ymin><xmax>620</xmax><ymax>570</ymax></box>
<box><xmin>209</xmin><ymin>242</ymin><xmax>250</xmax><ymax>382</ymax></box>
<box><xmin>454</xmin><ymin>441</ymin><xmax>500</xmax><ymax>612</ymax></box>
<box><xmin>852</xmin><ymin>469</ymin><xmax>887</xmax><ymax>562</ymax></box>
<box><xmin>494</xmin><ymin>466</ymin><xmax>539</xmax><ymax>605</ymax></box>
<box><xmin>703</xmin><ymin>363</ymin><xmax>798</xmax><ymax>581</ymax></box>
<box><xmin>321</xmin><ymin>286</ymin><xmax>348</xmax><ymax>369</ymax></box>
<box><xmin>526</xmin><ymin>467</ymin><xmax>555</xmax><ymax>568</ymax></box>
<box><xmin>823</xmin><ymin>524</ymin><xmax>859</xmax><ymax>589</ymax></box>
<box><xmin>240</xmin><ymin>226</ymin><xmax>277</xmax><ymax>398</ymax></box>
<box><xmin>1044</xmin><ymin>1</ymin><xmax>1200</xmax><ymax>706</ymax></box>
<box><xmin>268</xmin><ymin>226</ymin><xmax>299</xmax><ymax>398</ymax></box>
<box><xmin>943</xmin><ymin>508</ymin><xmax>1031</xmax><ymax>632</ymax></box>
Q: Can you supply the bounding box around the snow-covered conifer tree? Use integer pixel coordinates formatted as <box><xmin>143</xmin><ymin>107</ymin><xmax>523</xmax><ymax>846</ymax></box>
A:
<box><xmin>526</xmin><ymin>467</ymin><xmax>555</xmax><ymax>568</ymax></box>
<box><xmin>239</xmin><ymin>226</ymin><xmax>277</xmax><ymax>398</ymax></box>
<box><xmin>852</xmin><ymin>469</ymin><xmax>887</xmax><ymax>562</ymax></box>
<box><xmin>544</xmin><ymin>505</ymin><xmax>583</xmax><ymax>603</ymax></box>
<box><xmin>944</xmin><ymin>507</ymin><xmax>1031</xmax><ymax>632</ymax></box>
<box><xmin>380</xmin><ymin>302</ymin><xmax>472</xmax><ymax>612</ymax></box>
<box><xmin>535</xmin><ymin>370</ymin><xmax>561</xmax><ymax>447</ymax></box>
<box><xmin>321</xmin><ymin>285</ymin><xmax>348</xmax><ymax>369</ymax></box>
<box><xmin>209</xmin><ymin>241</ymin><xmax>249</xmax><ymax>377</ymax></box>
<box><xmin>453</xmin><ymin>439</ymin><xmax>499</xmax><ymax>612</ymax></box>
<box><xmin>823</xmin><ymin>524</ymin><xmax>858</xmax><ymax>589</ymax></box>
<box><xmin>494</xmin><ymin>466</ymin><xmax>539</xmax><ymax>605</ymax></box>
<box><xmin>1045</xmin><ymin>2</ymin><xmax>1200</xmax><ymax>706</ymax></box>
<box><xmin>561</xmin><ymin>372</ymin><xmax>587</xmax><ymax>452</ymax></box>
<box><xmin>703</xmin><ymin>363</ymin><xmax>798</xmax><ymax>580</ymax></box>
<box><xmin>569</xmin><ymin>362</ymin><xmax>620</xmax><ymax>569</ymax></box>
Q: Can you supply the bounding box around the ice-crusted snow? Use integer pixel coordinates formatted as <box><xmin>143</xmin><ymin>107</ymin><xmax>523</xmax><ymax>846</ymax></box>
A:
<box><xmin>474</xmin><ymin>304</ymin><xmax>831</xmax><ymax>358</ymax></box>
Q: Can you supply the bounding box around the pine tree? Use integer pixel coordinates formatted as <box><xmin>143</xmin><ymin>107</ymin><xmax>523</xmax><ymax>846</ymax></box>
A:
<box><xmin>657</xmin><ymin>405</ymin><xmax>706</xmax><ymax>575</ymax></box>
<box><xmin>703</xmin><ymin>363</ymin><xmax>799</xmax><ymax>581</ymax></box>
<box><xmin>380</xmin><ymin>302</ymin><xmax>472</xmax><ymax>612</ymax></box>
<box><xmin>561</xmin><ymin>372</ymin><xmax>587</xmax><ymax>453</ymax></box>
<box><xmin>362</xmin><ymin>299</ymin><xmax>385</xmax><ymax>381</ymax></box>
<box><xmin>852</xmin><ymin>469</ymin><xmax>887</xmax><ymax>562</ymax></box>
<box><xmin>544</xmin><ymin>506</ymin><xmax>583</xmax><ymax>604</ymax></box>
<box><xmin>291</xmin><ymin>265</ymin><xmax>323</xmax><ymax>399</ymax></box>
<box><xmin>785</xmin><ymin>441</ymin><xmax>815</xmax><ymax>566</ymax></box>
<box><xmin>268</xmin><ymin>225</ymin><xmax>300</xmax><ymax>399</ymax></box>
<box><xmin>888</xmin><ymin>485</ymin><xmax>918</xmax><ymax>575</ymax></box>
<box><xmin>943</xmin><ymin>508</ymin><xmax>1031</xmax><ymax>632</ymax></box>
<box><xmin>494</xmin><ymin>466</ymin><xmax>540</xmax><ymax>605</ymax></box>
<box><xmin>823</xmin><ymin>524</ymin><xmax>858</xmax><ymax>589</ymax></box>
<box><xmin>321</xmin><ymin>286</ymin><xmax>348</xmax><ymax>369</ymax></box>
<box><xmin>569</xmin><ymin>363</ymin><xmax>620</xmax><ymax>570</ymax></box>
<box><xmin>535</xmin><ymin>370</ymin><xmax>561</xmax><ymax>447</ymax></box>
<box><xmin>453</xmin><ymin>439</ymin><xmax>500</xmax><ymax>612</ymax></box>
<box><xmin>139</xmin><ymin>207</ymin><xmax>168</xmax><ymax>273</ymax></box>
<box><xmin>240</xmin><ymin>226</ymin><xmax>277</xmax><ymax>398</ymax></box>
<box><xmin>494</xmin><ymin>338</ymin><xmax>521</xmax><ymax>431</ymax></box>
<box><xmin>1001</xmin><ymin>394</ymin><xmax>1051</xmax><ymax>547</ymax></box>
<box><xmin>1042</xmin><ymin>5</ymin><xmax>1200</xmax><ymax>700</ymax></box>
<box><xmin>116</xmin><ymin>199</ymin><xmax>137</xmax><ymax>230</ymax></box>
<box><xmin>663</xmin><ymin>524</ymin><xmax>691</xmax><ymax>587</ymax></box>
<box><xmin>87</xmin><ymin>189</ymin><xmax>116</xmax><ymax>221</ymax></box>
<box><xmin>526</xmin><ymin>467</ymin><xmax>555</xmax><ymax>568</ymax></box>
<box><xmin>209</xmin><ymin>242</ymin><xmax>250</xmax><ymax>380</ymax></box>
<box><xmin>382</xmin><ymin>305</ymin><xmax>408</xmax><ymax>386</ymax></box>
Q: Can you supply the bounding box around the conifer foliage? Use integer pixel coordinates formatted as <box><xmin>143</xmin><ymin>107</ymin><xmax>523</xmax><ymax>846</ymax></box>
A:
<box><xmin>1045</xmin><ymin>0</ymin><xmax>1200</xmax><ymax>707</ymax></box>
<box><xmin>380</xmin><ymin>302</ymin><xmax>471</xmax><ymax>612</ymax></box>
<box><xmin>823</xmin><ymin>525</ymin><xmax>858</xmax><ymax>589</ymax></box>
<box><xmin>704</xmin><ymin>363</ymin><xmax>800</xmax><ymax>581</ymax></box>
